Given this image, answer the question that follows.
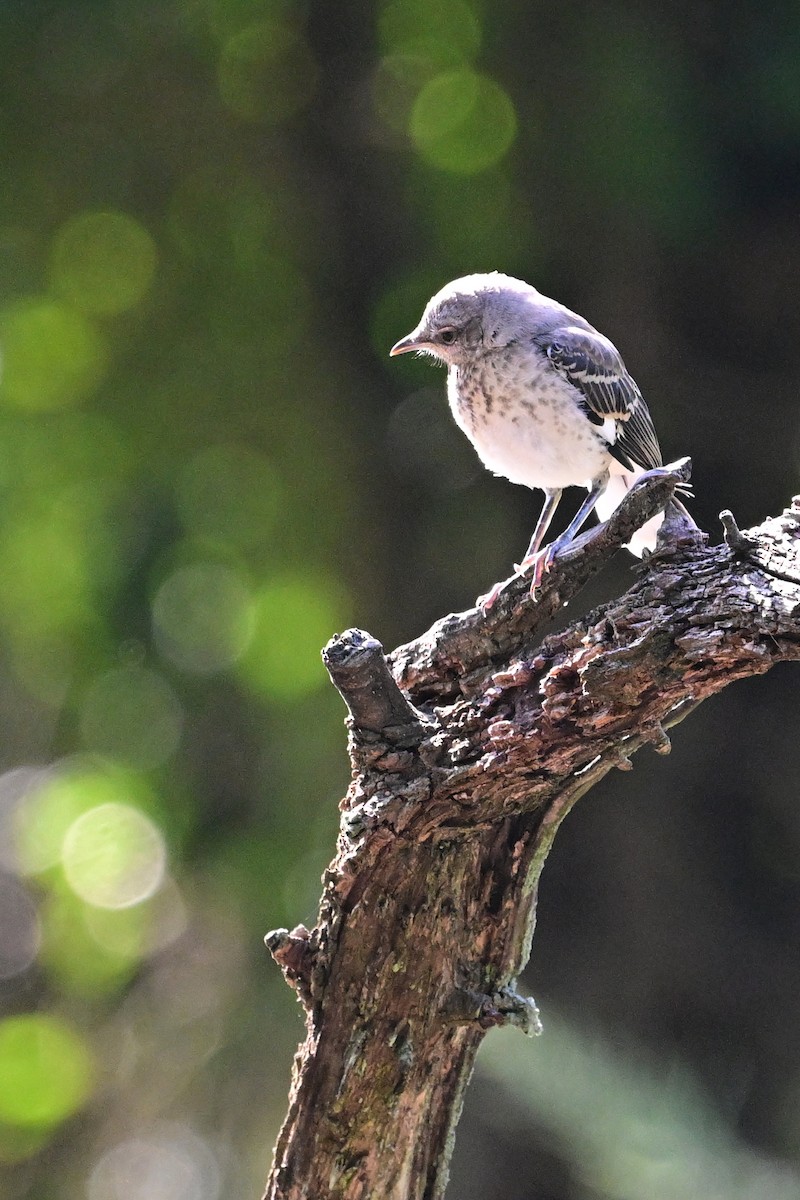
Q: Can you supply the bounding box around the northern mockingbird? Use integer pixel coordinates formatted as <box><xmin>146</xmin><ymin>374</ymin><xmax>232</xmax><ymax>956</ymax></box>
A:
<box><xmin>390</xmin><ymin>272</ymin><xmax>679</xmax><ymax>604</ymax></box>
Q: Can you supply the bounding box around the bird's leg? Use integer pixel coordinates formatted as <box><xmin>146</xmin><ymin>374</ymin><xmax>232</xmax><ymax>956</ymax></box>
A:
<box><xmin>479</xmin><ymin>490</ymin><xmax>561</xmax><ymax>609</ymax></box>
<box><xmin>514</xmin><ymin>489</ymin><xmax>562</xmax><ymax>571</ymax></box>
<box><xmin>523</xmin><ymin>474</ymin><xmax>609</xmax><ymax>596</ymax></box>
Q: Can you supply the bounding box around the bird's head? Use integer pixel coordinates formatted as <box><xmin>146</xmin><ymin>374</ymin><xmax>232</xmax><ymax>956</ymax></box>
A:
<box><xmin>389</xmin><ymin>272</ymin><xmax>541</xmax><ymax>366</ymax></box>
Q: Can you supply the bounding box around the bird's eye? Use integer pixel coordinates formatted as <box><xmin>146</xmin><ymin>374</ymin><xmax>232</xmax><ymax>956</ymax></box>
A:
<box><xmin>439</xmin><ymin>328</ymin><xmax>458</xmax><ymax>345</ymax></box>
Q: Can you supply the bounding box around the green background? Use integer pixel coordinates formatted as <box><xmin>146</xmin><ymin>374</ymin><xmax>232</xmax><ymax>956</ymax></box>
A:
<box><xmin>1</xmin><ymin>2</ymin><xmax>800</xmax><ymax>1198</ymax></box>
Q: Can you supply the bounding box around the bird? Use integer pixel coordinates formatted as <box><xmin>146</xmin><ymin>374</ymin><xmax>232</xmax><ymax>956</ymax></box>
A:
<box><xmin>390</xmin><ymin>271</ymin><xmax>678</xmax><ymax>605</ymax></box>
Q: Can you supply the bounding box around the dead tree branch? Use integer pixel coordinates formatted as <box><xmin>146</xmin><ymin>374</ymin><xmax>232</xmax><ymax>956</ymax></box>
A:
<box><xmin>263</xmin><ymin>465</ymin><xmax>800</xmax><ymax>1200</ymax></box>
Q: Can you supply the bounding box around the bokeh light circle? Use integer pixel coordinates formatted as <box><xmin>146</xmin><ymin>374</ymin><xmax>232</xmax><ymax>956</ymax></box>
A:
<box><xmin>409</xmin><ymin>70</ymin><xmax>517</xmax><ymax>173</ymax></box>
<box><xmin>85</xmin><ymin>876</ymin><xmax>188</xmax><ymax>960</ymax></box>
<box><xmin>0</xmin><ymin>766</ymin><xmax>55</xmax><ymax>873</ymax></box>
<box><xmin>372</xmin><ymin>54</ymin><xmax>438</xmax><ymax>136</ymax></box>
<box><xmin>218</xmin><ymin>20</ymin><xmax>318</xmax><ymax>124</ymax></box>
<box><xmin>50</xmin><ymin>211</ymin><xmax>157</xmax><ymax>316</ymax></box>
<box><xmin>79</xmin><ymin>667</ymin><xmax>183</xmax><ymax>769</ymax></box>
<box><xmin>13</xmin><ymin>764</ymin><xmax>112</xmax><ymax>877</ymax></box>
<box><xmin>378</xmin><ymin>0</ymin><xmax>482</xmax><ymax>67</ymax></box>
<box><xmin>62</xmin><ymin>802</ymin><xmax>167</xmax><ymax>910</ymax></box>
<box><xmin>0</xmin><ymin>1014</ymin><xmax>93</xmax><ymax>1127</ymax></box>
<box><xmin>0</xmin><ymin>299</ymin><xmax>105</xmax><ymax>411</ymax></box>
<box><xmin>175</xmin><ymin>443</ymin><xmax>282</xmax><ymax>550</ymax></box>
<box><xmin>239</xmin><ymin>571</ymin><xmax>346</xmax><ymax>700</ymax></box>
<box><xmin>153</xmin><ymin>562</ymin><xmax>255</xmax><ymax>674</ymax></box>
<box><xmin>0</xmin><ymin>875</ymin><xmax>40</xmax><ymax>979</ymax></box>
<box><xmin>88</xmin><ymin>1124</ymin><xmax>221</xmax><ymax>1200</ymax></box>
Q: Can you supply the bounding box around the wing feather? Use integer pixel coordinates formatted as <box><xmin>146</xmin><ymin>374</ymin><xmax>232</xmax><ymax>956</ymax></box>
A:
<box><xmin>540</xmin><ymin>325</ymin><xmax>662</xmax><ymax>471</ymax></box>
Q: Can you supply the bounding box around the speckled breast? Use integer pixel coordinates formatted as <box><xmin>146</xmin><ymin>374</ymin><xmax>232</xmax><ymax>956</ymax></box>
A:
<box><xmin>447</xmin><ymin>353</ymin><xmax>613</xmax><ymax>492</ymax></box>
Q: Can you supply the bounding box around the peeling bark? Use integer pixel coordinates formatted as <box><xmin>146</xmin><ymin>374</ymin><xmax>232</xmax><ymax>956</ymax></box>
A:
<box><xmin>263</xmin><ymin>466</ymin><xmax>800</xmax><ymax>1200</ymax></box>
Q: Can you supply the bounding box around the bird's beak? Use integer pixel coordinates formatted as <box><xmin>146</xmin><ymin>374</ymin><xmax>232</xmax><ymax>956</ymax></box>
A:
<box><xmin>389</xmin><ymin>331</ymin><xmax>426</xmax><ymax>356</ymax></box>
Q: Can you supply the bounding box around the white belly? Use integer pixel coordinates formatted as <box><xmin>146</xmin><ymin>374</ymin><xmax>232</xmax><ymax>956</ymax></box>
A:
<box><xmin>447</xmin><ymin>364</ymin><xmax>613</xmax><ymax>491</ymax></box>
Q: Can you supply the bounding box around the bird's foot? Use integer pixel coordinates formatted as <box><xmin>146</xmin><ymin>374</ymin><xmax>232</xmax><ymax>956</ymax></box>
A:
<box><xmin>477</xmin><ymin>579</ymin><xmax>508</xmax><ymax>611</ymax></box>
<box><xmin>516</xmin><ymin>541</ymin><xmax>565</xmax><ymax>598</ymax></box>
<box><xmin>480</xmin><ymin>533</ymin><xmax>580</xmax><ymax>609</ymax></box>
<box><xmin>528</xmin><ymin>547</ymin><xmax>556</xmax><ymax>597</ymax></box>
<box><xmin>479</xmin><ymin>550</ymin><xmax>555</xmax><ymax>610</ymax></box>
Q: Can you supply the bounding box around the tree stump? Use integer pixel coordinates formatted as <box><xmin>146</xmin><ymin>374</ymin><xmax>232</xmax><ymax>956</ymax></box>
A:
<box><xmin>263</xmin><ymin>462</ymin><xmax>800</xmax><ymax>1200</ymax></box>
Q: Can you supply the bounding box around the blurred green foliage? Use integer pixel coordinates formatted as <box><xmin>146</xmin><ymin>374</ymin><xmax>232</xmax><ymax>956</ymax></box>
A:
<box><xmin>0</xmin><ymin>1014</ymin><xmax>93</xmax><ymax>1128</ymax></box>
<box><xmin>0</xmin><ymin>0</ymin><xmax>799</xmax><ymax>1198</ymax></box>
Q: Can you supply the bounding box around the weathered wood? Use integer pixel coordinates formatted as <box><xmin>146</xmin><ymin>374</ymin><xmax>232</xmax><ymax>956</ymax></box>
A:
<box><xmin>263</xmin><ymin>473</ymin><xmax>800</xmax><ymax>1200</ymax></box>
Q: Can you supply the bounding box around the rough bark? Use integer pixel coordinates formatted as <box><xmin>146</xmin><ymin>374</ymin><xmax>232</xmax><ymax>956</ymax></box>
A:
<box><xmin>263</xmin><ymin>463</ymin><xmax>800</xmax><ymax>1200</ymax></box>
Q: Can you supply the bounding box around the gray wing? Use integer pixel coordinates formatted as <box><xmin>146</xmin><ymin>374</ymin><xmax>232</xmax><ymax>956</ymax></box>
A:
<box><xmin>540</xmin><ymin>325</ymin><xmax>662</xmax><ymax>471</ymax></box>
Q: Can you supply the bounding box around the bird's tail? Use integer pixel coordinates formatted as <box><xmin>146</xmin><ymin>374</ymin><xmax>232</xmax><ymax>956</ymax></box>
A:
<box><xmin>594</xmin><ymin>469</ymin><xmax>662</xmax><ymax>558</ymax></box>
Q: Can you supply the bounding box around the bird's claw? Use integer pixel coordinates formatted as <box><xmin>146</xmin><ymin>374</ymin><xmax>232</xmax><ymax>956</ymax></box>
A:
<box><xmin>477</xmin><ymin>579</ymin><xmax>507</xmax><ymax>611</ymax></box>
<box><xmin>528</xmin><ymin>547</ymin><xmax>556</xmax><ymax>598</ymax></box>
<box><xmin>515</xmin><ymin>545</ymin><xmax>557</xmax><ymax>597</ymax></box>
<box><xmin>479</xmin><ymin>545</ymin><xmax>557</xmax><ymax>610</ymax></box>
